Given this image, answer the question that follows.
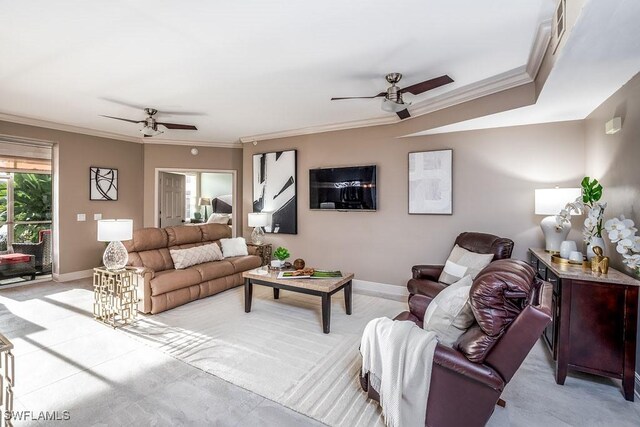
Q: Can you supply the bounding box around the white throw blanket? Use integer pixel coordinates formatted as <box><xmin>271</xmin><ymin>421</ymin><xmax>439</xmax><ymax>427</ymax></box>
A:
<box><xmin>361</xmin><ymin>317</ymin><xmax>438</xmax><ymax>427</ymax></box>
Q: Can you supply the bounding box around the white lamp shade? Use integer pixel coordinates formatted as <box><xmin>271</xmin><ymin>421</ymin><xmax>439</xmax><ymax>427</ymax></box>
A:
<box><xmin>97</xmin><ymin>219</ymin><xmax>133</xmax><ymax>242</ymax></box>
<box><xmin>248</xmin><ymin>212</ymin><xmax>268</xmax><ymax>227</ymax></box>
<box><xmin>198</xmin><ymin>197</ymin><xmax>211</xmax><ymax>206</ymax></box>
<box><xmin>535</xmin><ymin>188</ymin><xmax>581</xmax><ymax>215</ymax></box>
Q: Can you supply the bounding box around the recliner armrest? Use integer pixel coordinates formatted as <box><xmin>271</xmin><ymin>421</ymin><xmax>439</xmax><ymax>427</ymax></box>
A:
<box><xmin>411</xmin><ymin>264</ymin><xmax>444</xmax><ymax>281</ymax></box>
<box><xmin>432</xmin><ymin>344</ymin><xmax>505</xmax><ymax>392</ymax></box>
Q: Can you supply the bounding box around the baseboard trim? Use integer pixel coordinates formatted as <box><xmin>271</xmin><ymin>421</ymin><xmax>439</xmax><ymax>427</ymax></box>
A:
<box><xmin>352</xmin><ymin>279</ymin><xmax>408</xmax><ymax>302</ymax></box>
<box><xmin>635</xmin><ymin>372</ymin><xmax>640</xmax><ymax>400</ymax></box>
<box><xmin>53</xmin><ymin>269</ymin><xmax>93</xmax><ymax>282</ymax></box>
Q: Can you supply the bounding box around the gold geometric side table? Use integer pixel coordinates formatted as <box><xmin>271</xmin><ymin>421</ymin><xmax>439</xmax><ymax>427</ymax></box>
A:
<box><xmin>93</xmin><ymin>267</ymin><xmax>138</xmax><ymax>328</ymax></box>
<box><xmin>0</xmin><ymin>333</ymin><xmax>14</xmax><ymax>427</ymax></box>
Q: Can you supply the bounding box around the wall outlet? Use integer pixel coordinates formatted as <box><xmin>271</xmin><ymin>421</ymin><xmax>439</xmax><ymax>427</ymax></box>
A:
<box><xmin>77</xmin><ymin>214</ymin><xmax>86</xmax><ymax>222</ymax></box>
<box><xmin>94</xmin><ymin>213</ymin><xmax>102</xmax><ymax>220</ymax></box>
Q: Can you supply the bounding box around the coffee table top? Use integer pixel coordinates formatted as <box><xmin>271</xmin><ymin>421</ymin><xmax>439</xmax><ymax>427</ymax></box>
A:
<box><xmin>243</xmin><ymin>269</ymin><xmax>354</xmax><ymax>293</ymax></box>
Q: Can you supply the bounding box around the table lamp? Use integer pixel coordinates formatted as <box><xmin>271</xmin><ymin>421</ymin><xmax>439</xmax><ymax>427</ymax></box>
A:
<box><xmin>248</xmin><ymin>212</ymin><xmax>268</xmax><ymax>244</ymax></box>
<box><xmin>97</xmin><ymin>219</ymin><xmax>133</xmax><ymax>270</ymax></box>
<box><xmin>535</xmin><ymin>188</ymin><xmax>581</xmax><ymax>253</ymax></box>
<box><xmin>198</xmin><ymin>197</ymin><xmax>211</xmax><ymax>221</ymax></box>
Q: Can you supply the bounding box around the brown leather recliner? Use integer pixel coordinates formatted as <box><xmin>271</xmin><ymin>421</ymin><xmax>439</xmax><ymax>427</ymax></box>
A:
<box><xmin>360</xmin><ymin>259</ymin><xmax>552</xmax><ymax>427</ymax></box>
<box><xmin>407</xmin><ymin>232</ymin><xmax>514</xmax><ymax>325</ymax></box>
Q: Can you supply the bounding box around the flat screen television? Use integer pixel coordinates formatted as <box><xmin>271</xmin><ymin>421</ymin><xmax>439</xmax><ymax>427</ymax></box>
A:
<box><xmin>309</xmin><ymin>165</ymin><xmax>377</xmax><ymax>211</ymax></box>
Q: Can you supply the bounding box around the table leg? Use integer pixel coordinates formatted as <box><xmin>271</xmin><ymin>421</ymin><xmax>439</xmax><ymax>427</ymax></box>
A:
<box><xmin>273</xmin><ymin>288</ymin><xmax>280</xmax><ymax>299</ymax></box>
<box><xmin>244</xmin><ymin>279</ymin><xmax>253</xmax><ymax>313</ymax></box>
<box><xmin>344</xmin><ymin>280</ymin><xmax>352</xmax><ymax>315</ymax></box>
<box><xmin>322</xmin><ymin>293</ymin><xmax>331</xmax><ymax>334</ymax></box>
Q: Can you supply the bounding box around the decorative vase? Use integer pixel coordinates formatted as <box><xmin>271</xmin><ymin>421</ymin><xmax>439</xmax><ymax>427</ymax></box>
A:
<box><xmin>271</xmin><ymin>260</ymin><xmax>283</xmax><ymax>268</ymax></box>
<box><xmin>586</xmin><ymin>236</ymin><xmax>606</xmax><ymax>261</ymax></box>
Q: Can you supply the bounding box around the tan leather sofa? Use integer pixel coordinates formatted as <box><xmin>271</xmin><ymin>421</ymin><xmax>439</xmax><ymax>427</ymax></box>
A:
<box><xmin>124</xmin><ymin>223</ymin><xmax>262</xmax><ymax>314</ymax></box>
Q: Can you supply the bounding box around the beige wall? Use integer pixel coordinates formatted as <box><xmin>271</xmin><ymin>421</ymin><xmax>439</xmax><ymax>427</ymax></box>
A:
<box><xmin>0</xmin><ymin>121</ymin><xmax>144</xmax><ymax>275</ymax></box>
<box><xmin>142</xmin><ymin>144</ymin><xmax>243</xmax><ymax>228</ymax></box>
<box><xmin>243</xmin><ymin>120</ymin><xmax>585</xmax><ymax>288</ymax></box>
<box><xmin>584</xmin><ymin>72</ymin><xmax>640</xmax><ymax>380</ymax></box>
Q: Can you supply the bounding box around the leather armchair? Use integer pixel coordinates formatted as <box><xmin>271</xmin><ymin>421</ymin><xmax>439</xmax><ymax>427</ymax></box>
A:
<box><xmin>407</xmin><ymin>232</ymin><xmax>514</xmax><ymax>320</ymax></box>
<box><xmin>361</xmin><ymin>259</ymin><xmax>552</xmax><ymax>427</ymax></box>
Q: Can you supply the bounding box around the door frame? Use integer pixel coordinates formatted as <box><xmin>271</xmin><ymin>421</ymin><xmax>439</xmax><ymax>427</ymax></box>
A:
<box><xmin>0</xmin><ymin>134</ymin><xmax>56</xmax><ymax>276</ymax></box>
<box><xmin>153</xmin><ymin>168</ymin><xmax>238</xmax><ymax>237</ymax></box>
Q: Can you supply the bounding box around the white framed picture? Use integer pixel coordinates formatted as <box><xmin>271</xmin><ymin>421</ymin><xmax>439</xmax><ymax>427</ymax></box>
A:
<box><xmin>408</xmin><ymin>149</ymin><xmax>452</xmax><ymax>215</ymax></box>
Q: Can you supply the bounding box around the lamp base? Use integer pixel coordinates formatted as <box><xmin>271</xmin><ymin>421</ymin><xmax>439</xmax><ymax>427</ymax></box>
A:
<box><xmin>251</xmin><ymin>227</ymin><xmax>265</xmax><ymax>245</ymax></box>
<box><xmin>103</xmin><ymin>241</ymin><xmax>129</xmax><ymax>270</ymax></box>
<box><xmin>540</xmin><ymin>215</ymin><xmax>571</xmax><ymax>253</ymax></box>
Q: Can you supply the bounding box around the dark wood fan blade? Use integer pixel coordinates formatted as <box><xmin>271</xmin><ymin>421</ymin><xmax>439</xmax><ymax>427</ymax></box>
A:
<box><xmin>100</xmin><ymin>115</ymin><xmax>144</xmax><ymax>124</ymax></box>
<box><xmin>396</xmin><ymin>109</ymin><xmax>411</xmax><ymax>120</ymax></box>
<box><xmin>143</xmin><ymin>134</ymin><xmax>152</xmax><ymax>138</ymax></box>
<box><xmin>331</xmin><ymin>92</ymin><xmax>386</xmax><ymax>100</ymax></box>
<box><xmin>399</xmin><ymin>75</ymin><xmax>454</xmax><ymax>95</ymax></box>
<box><xmin>157</xmin><ymin>122</ymin><xmax>198</xmax><ymax>130</ymax></box>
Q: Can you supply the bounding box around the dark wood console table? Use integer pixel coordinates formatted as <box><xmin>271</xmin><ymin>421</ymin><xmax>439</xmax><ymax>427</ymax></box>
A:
<box><xmin>529</xmin><ymin>248</ymin><xmax>639</xmax><ymax>401</ymax></box>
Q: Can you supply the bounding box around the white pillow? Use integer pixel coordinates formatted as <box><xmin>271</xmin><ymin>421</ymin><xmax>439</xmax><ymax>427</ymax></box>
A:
<box><xmin>220</xmin><ymin>237</ymin><xmax>248</xmax><ymax>258</ymax></box>
<box><xmin>207</xmin><ymin>213</ymin><xmax>231</xmax><ymax>224</ymax></box>
<box><xmin>423</xmin><ymin>275</ymin><xmax>475</xmax><ymax>347</ymax></box>
<box><xmin>438</xmin><ymin>245</ymin><xmax>493</xmax><ymax>285</ymax></box>
<box><xmin>170</xmin><ymin>243</ymin><xmax>223</xmax><ymax>269</ymax></box>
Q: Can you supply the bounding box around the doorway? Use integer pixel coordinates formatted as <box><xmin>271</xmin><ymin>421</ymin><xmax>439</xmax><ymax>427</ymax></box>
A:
<box><xmin>155</xmin><ymin>169</ymin><xmax>236</xmax><ymax>236</ymax></box>
<box><xmin>0</xmin><ymin>141</ymin><xmax>53</xmax><ymax>286</ymax></box>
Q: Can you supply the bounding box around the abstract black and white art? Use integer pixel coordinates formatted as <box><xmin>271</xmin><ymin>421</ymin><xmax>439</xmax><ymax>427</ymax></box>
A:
<box><xmin>253</xmin><ymin>150</ymin><xmax>297</xmax><ymax>234</ymax></box>
<box><xmin>90</xmin><ymin>167</ymin><xmax>118</xmax><ymax>201</ymax></box>
<box><xmin>409</xmin><ymin>150</ymin><xmax>452</xmax><ymax>214</ymax></box>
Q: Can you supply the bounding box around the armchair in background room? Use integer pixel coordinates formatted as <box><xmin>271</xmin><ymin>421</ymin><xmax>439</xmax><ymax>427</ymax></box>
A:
<box><xmin>12</xmin><ymin>229</ymin><xmax>52</xmax><ymax>274</ymax></box>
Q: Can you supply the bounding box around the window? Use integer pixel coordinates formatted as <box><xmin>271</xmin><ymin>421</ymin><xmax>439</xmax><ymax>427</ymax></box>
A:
<box><xmin>0</xmin><ymin>172</ymin><xmax>52</xmax><ymax>253</ymax></box>
<box><xmin>185</xmin><ymin>174</ymin><xmax>197</xmax><ymax>219</ymax></box>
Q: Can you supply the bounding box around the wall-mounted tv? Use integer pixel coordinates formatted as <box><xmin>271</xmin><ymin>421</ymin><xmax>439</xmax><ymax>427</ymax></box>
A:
<box><xmin>309</xmin><ymin>165</ymin><xmax>377</xmax><ymax>211</ymax></box>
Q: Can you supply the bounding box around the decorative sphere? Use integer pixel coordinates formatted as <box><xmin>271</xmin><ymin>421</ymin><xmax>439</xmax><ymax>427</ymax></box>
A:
<box><xmin>293</xmin><ymin>258</ymin><xmax>305</xmax><ymax>270</ymax></box>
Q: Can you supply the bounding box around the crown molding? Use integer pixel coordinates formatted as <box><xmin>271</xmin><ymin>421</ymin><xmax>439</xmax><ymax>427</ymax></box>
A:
<box><xmin>526</xmin><ymin>19</ymin><xmax>552</xmax><ymax>79</ymax></box>
<box><xmin>0</xmin><ymin>112</ymin><xmax>240</xmax><ymax>148</ymax></box>
<box><xmin>239</xmin><ymin>115</ymin><xmax>396</xmax><ymax>144</ymax></box>
<box><xmin>240</xmin><ymin>21</ymin><xmax>552</xmax><ymax>143</ymax></box>
<box><xmin>143</xmin><ymin>139</ymin><xmax>241</xmax><ymax>149</ymax></box>
<box><xmin>0</xmin><ymin>112</ymin><xmax>143</xmax><ymax>143</ymax></box>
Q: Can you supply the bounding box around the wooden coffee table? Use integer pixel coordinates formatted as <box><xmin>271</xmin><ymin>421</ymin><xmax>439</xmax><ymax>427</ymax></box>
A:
<box><xmin>242</xmin><ymin>269</ymin><xmax>354</xmax><ymax>334</ymax></box>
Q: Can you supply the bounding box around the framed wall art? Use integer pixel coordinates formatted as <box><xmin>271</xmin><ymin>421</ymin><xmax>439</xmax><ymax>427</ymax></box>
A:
<box><xmin>252</xmin><ymin>150</ymin><xmax>297</xmax><ymax>234</ymax></box>
<box><xmin>408</xmin><ymin>149</ymin><xmax>452</xmax><ymax>215</ymax></box>
<box><xmin>90</xmin><ymin>167</ymin><xmax>118</xmax><ymax>201</ymax></box>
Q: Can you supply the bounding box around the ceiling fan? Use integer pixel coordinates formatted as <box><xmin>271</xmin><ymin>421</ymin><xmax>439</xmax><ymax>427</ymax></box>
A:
<box><xmin>100</xmin><ymin>108</ymin><xmax>198</xmax><ymax>137</ymax></box>
<box><xmin>331</xmin><ymin>73</ymin><xmax>454</xmax><ymax>119</ymax></box>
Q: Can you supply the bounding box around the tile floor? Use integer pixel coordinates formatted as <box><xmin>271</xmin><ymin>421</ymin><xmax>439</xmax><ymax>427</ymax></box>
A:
<box><xmin>1</xmin><ymin>279</ymin><xmax>324</xmax><ymax>426</ymax></box>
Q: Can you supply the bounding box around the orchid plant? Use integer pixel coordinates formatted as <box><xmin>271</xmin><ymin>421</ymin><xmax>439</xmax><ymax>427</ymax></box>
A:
<box><xmin>605</xmin><ymin>216</ymin><xmax>640</xmax><ymax>272</ymax></box>
<box><xmin>556</xmin><ymin>177</ymin><xmax>607</xmax><ymax>244</ymax></box>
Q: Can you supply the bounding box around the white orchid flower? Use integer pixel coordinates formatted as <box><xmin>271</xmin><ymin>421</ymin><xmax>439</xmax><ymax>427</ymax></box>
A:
<box><xmin>617</xmin><ymin>238</ymin><xmax>634</xmax><ymax>254</ymax></box>
<box><xmin>584</xmin><ymin>216</ymin><xmax>597</xmax><ymax>229</ymax></box>
<box><xmin>623</xmin><ymin>254</ymin><xmax>640</xmax><ymax>269</ymax></box>
<box><xmin>608</xmin><ymin>227</ymin><xmax>633</xmax><ymax>243</ymax></box>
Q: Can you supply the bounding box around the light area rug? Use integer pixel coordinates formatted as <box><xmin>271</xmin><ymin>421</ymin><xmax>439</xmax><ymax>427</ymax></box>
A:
<box><xmin>123</xmin><ymin>285</ymin><xmax>404</xmax><ymax>426</ymax></box>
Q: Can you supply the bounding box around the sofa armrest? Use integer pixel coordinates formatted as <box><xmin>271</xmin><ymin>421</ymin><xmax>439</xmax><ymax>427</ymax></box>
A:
<box><xmin>412</xmin><ymin>264</ymin><xmax>444</xmax><ymax>281</ymax></box>
<box><xmin>133</xmin><ymin>267</ymin><xmax>154</xmax><ymax>314</ymax></box>
<box><xmin>432</xmin><ymin>344</ymin><xmax>504</xmax><ymax>391</ymax></box>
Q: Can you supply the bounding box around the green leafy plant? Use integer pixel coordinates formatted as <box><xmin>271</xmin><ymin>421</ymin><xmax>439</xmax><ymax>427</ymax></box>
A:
<box><xmin>581</xmin><ymin>176</ymin><xmax>603</xmax><ymax>204</ymax></box>
<box><xmin>0</xmin><ymin>174</ymin><xmax>52</xmax><ymax>243</ymax></box>
<box><xmin>273</xmin><ymin>247</ymin><xmax>290</xmax><ymax>261</ymax></box>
